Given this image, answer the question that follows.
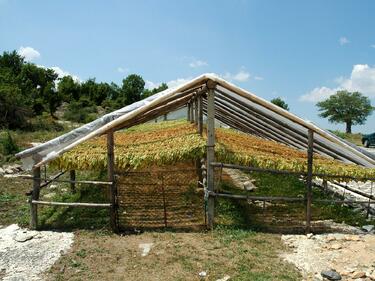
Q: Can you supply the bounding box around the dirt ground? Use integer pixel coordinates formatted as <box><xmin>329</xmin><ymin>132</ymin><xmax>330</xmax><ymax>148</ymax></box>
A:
<box><xmin>44</xmin><ymin>230</ymin><xmax>300</xmax><ymax>281</ymax></box>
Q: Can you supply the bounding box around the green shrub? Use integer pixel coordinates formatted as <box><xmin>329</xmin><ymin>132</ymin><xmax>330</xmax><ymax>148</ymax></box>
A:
<box><xmin>0</xmin><ymin>131</ymin><xmax>19</xmax><ymax>156</ymax></box>
<box><xmin>64</xmin><ymin>98</ymin><xmax>98</xmax><ymax>123</ymax></box>
<box><xmin>27</xmin><ymin>113</ymin><xmax>65</xmax><ymax>132</ymax></box>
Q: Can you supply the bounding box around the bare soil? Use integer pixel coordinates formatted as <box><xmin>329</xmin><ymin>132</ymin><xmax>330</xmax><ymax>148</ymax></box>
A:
<box><xmin>45</xmin><ymin>230</ymin><xmax>300</xmax><ymax>281</ymax></box>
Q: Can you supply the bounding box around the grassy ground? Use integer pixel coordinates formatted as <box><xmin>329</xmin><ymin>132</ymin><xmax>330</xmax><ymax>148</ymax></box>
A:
<box><xmin>219</xmin><ymin>172</ymin><xmax>375</xmax><ymax>233</ymax></box>
<box><xmin>0</xmin><ymin>170</ymin><xmax>301</xmax><ymax>281</ymax></box>
<box><xmin>330</xmin><ymin>130</ymin><xmax>363</xmax><ymax>146</ymax></box>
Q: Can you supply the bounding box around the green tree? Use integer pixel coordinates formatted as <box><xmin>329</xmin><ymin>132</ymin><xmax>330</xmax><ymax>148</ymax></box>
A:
<box><xmin>57</xmin><ymin>75</ymin><xmax>81</xmax><ymax>101</ymax></box>
<box><xmin>143</xmin><ymin>82</ymin><xmax>168</xmax><ymax>98</ymax></box>
<box><xmin>271</xmin><ymin>97</ymin><xmax>289</xmax><ymax>111</ymax></box>
<box><xmin>121</xmin><ymin>74</ymin><xmax>145</xmax><ymax>105</ymax></box>
<box><xmin>317</xmin><ymin>90</ymin><xmax>374</xmax><ymax>134</ymax></box>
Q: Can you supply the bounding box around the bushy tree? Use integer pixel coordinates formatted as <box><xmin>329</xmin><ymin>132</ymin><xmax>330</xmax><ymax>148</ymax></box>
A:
<box><xmin>143</xmin><ymin>83</ymin><xmax>168</xmax><ymax>98</ymax></box>
<box><xmin>120</xmin><ymin>74</ymin><xmax>145</xmax><ymax>105</ymax></box>
<box><xmin>317</xmin><ymin>90</ymin><xmax>374</xmax><ymax>133</ymax></box>
<box><xmin>271</xmin><ymin>97</ymin><xmax>289</xmax><ymax>111</ymax></box>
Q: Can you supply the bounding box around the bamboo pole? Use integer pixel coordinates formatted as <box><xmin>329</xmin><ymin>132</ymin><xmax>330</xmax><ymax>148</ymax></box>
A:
<box><xmin>31</xmin><ymin>200</ymin><xmax>111</xmax><ymax>207</ymax></box>
<box><xmin>206</xmin><ymin>83</ymin><xmax>216</xmax><ymax>229</ymax></box>
<box><xmin>306</xmin><ymin>129</ymin><xmax>314</xmax><ymax>233</ymax></box>
<box><xmin>30</xmin><ymin>167</ymin><xmax>41</xmax><ymax>230</ymax></box>
<box><xmin>107</xmin><ymin>131</ymin><xmax>119</xmax><ymax>233</ymax></box>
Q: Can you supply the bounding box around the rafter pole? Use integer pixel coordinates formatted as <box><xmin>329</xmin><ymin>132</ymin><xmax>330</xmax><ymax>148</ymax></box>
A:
<box><xmin>206</xmin><ymin>81</ymin><xmax>216</xmax><ymax>229</ymax></box>
<box><xmin>306</xmin><ymin>129</ymin><xmax>314</xmax><ymax>233</ymax></box>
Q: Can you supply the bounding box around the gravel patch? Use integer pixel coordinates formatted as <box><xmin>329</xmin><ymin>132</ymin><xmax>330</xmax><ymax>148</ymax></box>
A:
<box><xmin>0</xmin><ymin>224</ymin><xmax>74</xmax><ymax>281</ymax></box>
<box><xmin>281</xmin><ymin>231</ymin><xmax>375</xmax><ymax>280</ymax></box>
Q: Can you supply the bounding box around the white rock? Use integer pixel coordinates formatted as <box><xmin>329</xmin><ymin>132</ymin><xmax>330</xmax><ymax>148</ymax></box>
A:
<box><xmin>243</xmin><ymin>180</ymin><xmax>257</xmax><ymax>191</ymax></box>
<box><xmin>139</xmin><ymin>243</ymin><xmax>153</xmax><ymax>257</ymax></box>
<box><xmin>199</xmin><ymin>271</ymin><xmax>207</xmax><ymax>278</ymax></box>
<box><xmin>216</xmin><ymin>275</ymin><xmax>230</xmax><ymax>281</ymax></box>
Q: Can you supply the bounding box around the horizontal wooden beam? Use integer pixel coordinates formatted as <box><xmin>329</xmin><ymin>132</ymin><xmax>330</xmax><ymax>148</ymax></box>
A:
<box><xmin>18</xmin><ymin>175</ymin><xmax>113</xmax><ymax>185</ymax></box>
<box><xmin>31</xmin><ymin>200</ymin><xmax>111</xmax><ymax>208</ymax></box>
<box><xmin>210</xmin><ymin>162</ymin><xmax>375</xmax><ymax>181</ymax></box>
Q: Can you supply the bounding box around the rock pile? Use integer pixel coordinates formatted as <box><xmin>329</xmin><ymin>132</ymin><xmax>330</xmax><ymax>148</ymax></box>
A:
<box><xmin>0</xmin><ymin>164</ymin><xmax>23</xmax><ymax>176</ymax></box>
<box><xmin>281</xmin><ymin>230</ymin><xmax>375</xmax><ymax>281</ymax></box>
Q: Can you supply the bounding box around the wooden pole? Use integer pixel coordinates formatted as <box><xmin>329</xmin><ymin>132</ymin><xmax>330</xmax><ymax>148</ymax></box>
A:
<box><xmin>306</xmin><ymin>129</ymin><xmax>314</xmax><ymax>233</ymax></box>
<box><xmin>189</xmin><ymin>100</ymin><xmax>194</xmax><ymax>123</ymax></box>
<box><xmin>30</xmin><ymin>167</ymin><xmax>41</xmax><ymax>230</ymax></box>
<box><xmin>187</xmin><ymin>103</ymin><xmax>191</xmax><ymax>122</ymax></box>
<box><xmin>70</xmin><ymin>170</ymin><xmax>76</xmax><ymax>193</ymax></box>
<box><xmin>198</xmin><ymin>94</ymin><xmax>203</xmax><ymax>136</ymax></box>
<box><xmin>206</xmin><ymin>82</ymin><xmax>216</xmax><ymax>229</ymax></box>
<box><xmin>194</xmin><ymin>96</ymin><xmax>198</xmax><ymax>126</ymax></box>
<box><xmin>107</xmin><ymin>131</ymin><xmax>118</xmax><ymax>233</ymax></box>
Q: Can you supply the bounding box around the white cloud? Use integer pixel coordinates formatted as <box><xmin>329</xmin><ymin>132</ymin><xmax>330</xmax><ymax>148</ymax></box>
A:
<box><xmin>300</xmin><ymin>86</ymin><xmax>337</xmax><ymax>102</ymax></box>
<box><xmin>18</xmin><ymin>46</ymin><xmax>40</xmax><ymax>61</ymax></box>
<box><xmin>38</xmin><ymin>65</ymin><xmax>80</xmax><ymax>83</ymax></box>
<box><xmin>301</xmin><ymin>64</ymin><xmax>375</xmax><ymax>102</ymax></box>
<box><xmin>117</xmin><ymin>67</ymin><xmax>129</xmax><ymax>73</ymax></box>
<box><xmin>254</xmin><ymin>76</ymin><xmax>264</xmax><ymax>81</ymax></box>
<box><xmin>189</xmin><ymin>59</ymin><xmax>208</xmax><ymax>68</ymax></box>
<box><xmin>222</xmin><ymin>70</ymin><xmax>250</xmax><ymax>82</ymax></box>
<box><xmin>339</xmin><ymin>36</ymin><xmax>350</xmax><ymax>46</ymax></box>
<box><xmin>145</xmin><ymin>77</ymin><xmax>192</xmax><ymax>90</ymax></box>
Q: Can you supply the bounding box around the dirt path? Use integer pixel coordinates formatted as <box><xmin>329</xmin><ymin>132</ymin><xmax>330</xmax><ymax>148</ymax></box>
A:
<box><xmin>0</xmin><ymin>224</ymin><xmax>74</xmax><ymax>281</ymax></box>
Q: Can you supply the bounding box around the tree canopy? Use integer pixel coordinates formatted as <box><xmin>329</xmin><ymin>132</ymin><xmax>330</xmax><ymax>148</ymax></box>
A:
<box><xmin>0</xmin><ymin>49</ymin><xmax>168</xmax><ymax>129</ymax></box>
<box><xmin>271</xmin><ymin>97</ymin><xmax>289</xmax><ymax>111</ymax></box>
<box><xmin>317</xmin><ymin>90</ymin><xmax>374</xmax><ymax>133</ymax></box>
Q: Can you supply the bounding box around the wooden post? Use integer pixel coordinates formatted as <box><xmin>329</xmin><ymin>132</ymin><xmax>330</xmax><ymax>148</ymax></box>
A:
<box><xmin>189</xmin><ymin>100</ymin><xmax>194</xmax><ymax>123</ymax></box>
<box><xmin>30</xmin><ymin>167</ymin><xmax>41</xmax><ymax>230</ymax></box>
<box><xmin>198</xmin><ymin>94</ymin><xmax>203</xmax><ymax>136</ymax></box>
<box><xmin>163</xmin><ymin>113</ymin><xmax>167</xmax><ymax>121</ymax></box>
<box><xmin>194</xmin><ymin>96</ymin><xmax>198</xmax><ymax>126</ymax></box>
<box><xmin>206</xmin><ymin>82</ymin><xmax>216</xmax><ymax>229</ymax></box>
<box><xmin>306</xmin><ymin>129</ymin><xmax>314</xmax><ymax>233</ymax></box>
<box><xmin>187</xmin><ymin>103</ymin><xmax>191</xmax><ymax>122</ymax></box>
<box><xmin>107</xmin><ymin>131</ymin><xmax>118</xmax><ymax>233</ymax></box>
<box><xmin>70</xmin><ymin>170</ymin><xmax>76</xmax><ymax>193</ymax></box>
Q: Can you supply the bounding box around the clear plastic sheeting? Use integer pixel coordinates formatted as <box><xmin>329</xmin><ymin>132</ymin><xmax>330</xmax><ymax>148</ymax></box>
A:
<box><xmin>16</xmin><ymin>73</ymin><xmax>375</xmax><ymax>170</ymax></box>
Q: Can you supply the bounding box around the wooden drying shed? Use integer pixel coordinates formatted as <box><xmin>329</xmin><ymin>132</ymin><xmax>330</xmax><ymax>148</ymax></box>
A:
<box><xmin>15</xmin><ymin>73</ymin><xmax>375</xmax><ymax>232</ymax></box>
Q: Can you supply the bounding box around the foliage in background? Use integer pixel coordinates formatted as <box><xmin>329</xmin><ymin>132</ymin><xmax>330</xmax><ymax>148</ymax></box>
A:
<box><xmin>0</xmin><ymin>49</ymin><xmax>169</xmax><ymax>130</ymax></box>
<box><xmin>317</xmin><ymin>90</ymin><xmax>374</xmax><ymax>134</ymax></box>
<box><xmin>270</xmin><ymin>97</ymin><xmax>289</xmax><ymax>111</ymax></box>
<box><xmin>0</xmin><ymin>131</ymin><xmax>19</xmax><ymax>156</ymax></box>
<box><xmin>329</xmin><ymin>130</ymin><xmax>363</xmax><ymax>146</ymax></box>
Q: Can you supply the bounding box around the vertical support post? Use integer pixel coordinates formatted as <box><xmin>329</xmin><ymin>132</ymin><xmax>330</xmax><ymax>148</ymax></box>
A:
<box><xmin>189</xmin><ymin>100</ymin><xmax>194</xmax><ymax>123</ymax></box>
<box><xmin>30</xmin><ymin>167</ymin><xmax>41</xmax><ymax>230</ymax></box>
<box><xmin>163</xmin><ymin>113</ymin><xmax>167</xmax><ymax>121</ymax></box>
<box><xmin>206</xmin><ymin>83</ymin><xmax>216</xmax><ymax>229</ymax></box>
<box><xmin>187</xmin><ymin>103</ymin><xmax>191</xmax><ymax>122</ymax></box>
<box><xmin>198</xmin><ymin>94</ymin><xmax>203</xmax><ymax>136</ymax></box>
<box><xmin>306</xmin><ymin>129</ymin><xmax>314</xmax><ymax>233</ymax></box>
<box><xmin>194</xmin><ymin>96</ymin><xmax>198</xmax><ymax>126</ymax></box>
<box><xmin>70</xmin><ymin>170</ymin><xmax>76</xmax><ymax>193</ymax></box>
<box><xmin>107</xmin><ymin>131</ymin><xmax>118</xmax><ymax>233</ymax></box>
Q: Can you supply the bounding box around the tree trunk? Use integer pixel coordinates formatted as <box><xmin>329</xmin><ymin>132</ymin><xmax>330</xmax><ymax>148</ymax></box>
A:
<box><xmin>346</xmin><ymin>121</ymin><xmax>352</xmax><ymax>134</ymax></box>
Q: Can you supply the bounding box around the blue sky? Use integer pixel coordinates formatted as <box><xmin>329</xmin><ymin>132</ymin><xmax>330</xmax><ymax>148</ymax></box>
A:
<box><xmin>1</xmin><ymin>0</ymin><xmax>375</xmax><ymax>133</ymax></box>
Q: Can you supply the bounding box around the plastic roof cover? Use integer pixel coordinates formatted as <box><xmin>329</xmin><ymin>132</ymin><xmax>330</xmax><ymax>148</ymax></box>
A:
<box><xmin>16</xmin><ymin>73</ymin><xmax>375</xmax><ymax>170</ymax></box>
